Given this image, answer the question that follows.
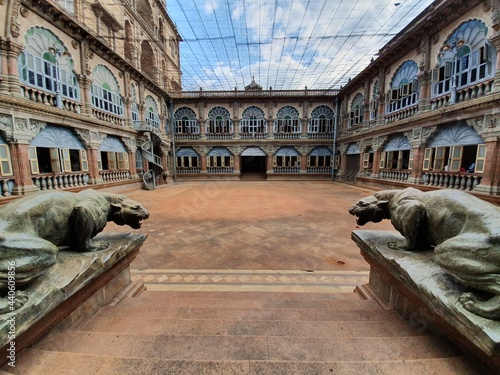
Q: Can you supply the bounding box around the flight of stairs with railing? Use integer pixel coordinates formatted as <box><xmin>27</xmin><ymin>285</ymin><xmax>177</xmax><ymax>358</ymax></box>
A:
<box><xmin>137</xmin><ymin>122</ymin><xmax>164</xmax><ymax>190</ymax></box>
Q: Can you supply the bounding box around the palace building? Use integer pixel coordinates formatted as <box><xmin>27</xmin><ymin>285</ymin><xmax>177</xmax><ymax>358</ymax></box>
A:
<box><xmin>0</xmin><ymin>0</ymin><xmax>499</xmax><ymax>199</ymax></box>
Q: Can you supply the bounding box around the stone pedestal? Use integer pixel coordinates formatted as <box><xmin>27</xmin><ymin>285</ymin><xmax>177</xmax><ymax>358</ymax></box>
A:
<box><xmin>352</xmin><ymin>230</ymin><xmax>500</xmax><ymax>372</ymax></box>
<box><xmin>0</xmin><ymin>233</ymin><xmax>146</xmax><ymax>366</ymax></box>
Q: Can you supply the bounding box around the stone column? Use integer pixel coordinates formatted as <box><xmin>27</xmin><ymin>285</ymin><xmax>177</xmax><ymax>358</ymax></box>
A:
<box><xmin>300</xmin><ymin>155</ymin><xmax>307</xmax><ymax>173</ymax></box>
<box><xmin>418</xmin><ymin>71</ymin><xmax>432</xmax><ymax>113</ymax></box>
<box><xmin>490</xmin><ymin>34</ymin><xmax>500</xmax><ymax>92</ymax></box>
<box><xmin>266</xmin><ymin>154</ymin><xmax>274</xmax><ymax>174</ymax></box>
<box><xmin>1</xmin><ymin>39</ymin><xmax>23</xmax><ymax>96</ymax></box>
<box><xmin>78</xmin><ymin>75</ymin><xmax>93</xmax><ymax>115</ymax></box>
<box><xmin>200</xmin><ymin>155</ymin><xmax>207</xmax><ymax>174</ymax></box>
<box><xmin>10</xmin><ymin>142</ymin><xmax>40</xmax><ymax>195</ymax></box>
<box><xmin>233</xmin><ymin>120</ymin><xmax>240</xmax><ymax>139</ymax></box>
<box><xmin>87</xmin><ymin>147</ymin><xmax>103</xmax><ymax>185</ymax></box>
<box><xmin>473</xmin><ymin>137</ymin><xmax>500</xmax><ymax>194</ymax></box>
<box><xmin>233</xmin><ymin>155</ymin><xmax>240</xmax><ymax>175</ymax></box>
<box><xmin>267</xmin><ymin>120</ymin><xmax>274</xmax><ymax>139</ymax></box>
<box><xmin>371</xmin><ymin>147</ymin><xmax>381</xmax><ymax>178</ymax></box>
<box><xmin>409</xmin><ymin>146</ymin><xmax>425</xmax><ymax>184</ymax></box>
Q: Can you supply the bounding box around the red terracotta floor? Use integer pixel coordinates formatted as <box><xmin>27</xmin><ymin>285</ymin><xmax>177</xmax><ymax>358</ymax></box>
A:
<box><xmin>105</xmin><ymin>181</ymin><xmax>394</xmax><ymax>274</ymax></box>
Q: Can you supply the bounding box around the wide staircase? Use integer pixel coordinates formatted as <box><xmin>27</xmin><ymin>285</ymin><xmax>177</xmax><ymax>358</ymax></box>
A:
<box><xmin>3</xmin><ymin>278</ymin><xmax>488</xmax><ymax>374</ymax></box>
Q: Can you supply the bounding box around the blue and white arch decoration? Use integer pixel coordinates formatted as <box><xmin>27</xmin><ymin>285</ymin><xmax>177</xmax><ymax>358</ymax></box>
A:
<box><xmin>346</xmin><ymin>143</ymin><xmax>361</xmax><ymax>155</ymax></box>
<box><xmin>241</xmin><ymin>106</ymin><xmax>265</xmax><ymax>119</ymax></box>
<box><xmin>274</xmin><ymin>106</ymin><xmax>301</xmax><ymax>133</ymax></box>
<box><xmin>241</xmin><ymin>146</ymin><xmax>266</xmax><ymax>156</ymax></box>
<box><xmin>174</xmin><ymin>107</ymin><xmax>197</xmax><ymax>120</ymax></box>
<box><xmin>391</xmin><ymin>61</ymin><xmax>418</xmax><ymax>88</ymax></box>
<box><xmin>99</xmin><ymin>136</ymin><xmax>127</xmax><ymax>152</ymax></box>
<box><xmin>145</xmin><ymin>95</ymin><xmax>160</xmax><ymax>128</ymax></box>
<box><xmin>207</xmin><ymin>106</ymin><xmax>231</xmax><ymax>120</ymax></box>
<box><xmin>439</xmin><ymin>19</ymin><xmax>490</xmax><ymax>64</ymax></box>
<box><xmin>428</xmin><ymin>122</ymin><xmax>484</xmax><ymax>147</ymax></box>
<box><xmin>19</xmin><ymin>27</ymin><xmax>79</xmax><ymax>101</ymax></box>
<box><xmin>91</xmin><ymin>65</ymin><xmax>124</xmax><ymax>116</ymax></box>
<box><xmin>383</xmin><ymin>134</ymin><xmax>412</xmax><ymax>151</ymax></box>
<box><xmin>176</xmin><ymin>147</ymin><xmax>199</xmax><ymax>157</ymax></box>
<box><xmin>207</xmin><ymin>147</ymin><xmax>232</xmax><ymax>157</ymax></box>
<box><xmin>309</xmin><ymin>146</ymin><xmax>332</xmax><ymax>156</ymax></box>
<box><xmin>275</xmin><ymin>146</ymin><xmax>300</xmax><ymax>156</ymax></box>
<box><xmin>30</xmin><ymin>125</ymin><xmax>84</xmax><ymax>149</ymax></box>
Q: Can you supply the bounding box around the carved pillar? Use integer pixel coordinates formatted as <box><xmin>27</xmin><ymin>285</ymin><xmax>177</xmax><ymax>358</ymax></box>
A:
<box><xmin>418</xmin><ymin>70</ymin><xmax>432</xmax><ymax>113</ymax></box>
<box><xmin>266</xmin><ymin>154</ymin><xmax>274</xmax><ymax>173</ymax></box>
<box><xmin>200</xmin><ymin>155</ymin><xmax>207</xmax><ymax>173</ymax></box>
<box><xmin>410</xmin><ymin>146</ymin><xmax>425</xmax><ymax>183</ymax></box>
<box><xmin>474</xmin><ymin>137</ymin><xmax>500</xmax><ymax>194</ymax></box>
<box><xmin>10</xmin><ymin>143</ymin><xmax>39</xmax><ymax>195</ymax></box>
<box><xmin>300</xmin><ymin>155</ymin><xmax>307</xmax><ymax>173</ymax></box>
<box><xmin>200</xmin><ymin>119</ymin><xmax>206</xmax><ymax>139</ymax></box>
<box><xmin>78</xmin><ymin>75</ymin><xmax>93</xmax><ymax>115</ymax></box>
<box><xmin>87</xmin><ymin>147</ymin><xmax>103</xmax><ymax>185</ymax></box>
<box><xmin>0</xmin><ymin>39</ymin><xmax>23</xmax><ymax>96</ymax></box>
<box><xmin>267</xmin><ymin>120</ymin><xmax>274</xmax><ymax>139</ymax></box>
<box><xmin>371</xmin><ymin>147</ymin><xmax>381</xmax><ymax>177</ymax></box>
<box><xmin>233</xmin><ymin>119</ymin><xmax>240</xmax><ymax>139</ymax></box>
<box><xmin>490</xmin><ymin>34</ymin><xmax>500</xmax><ymax>92</ymax></box>
<box><xmin>233</xmin><ymin>155</ymin><xmax>240</xmax><ymax>174</ymax></box>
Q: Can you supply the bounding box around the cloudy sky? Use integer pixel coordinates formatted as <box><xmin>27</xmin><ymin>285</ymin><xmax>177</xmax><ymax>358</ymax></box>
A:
<box><xmin>167</xmin><ymin>0</ymin><xmax>435</xmax><ymax>91</ymax></box>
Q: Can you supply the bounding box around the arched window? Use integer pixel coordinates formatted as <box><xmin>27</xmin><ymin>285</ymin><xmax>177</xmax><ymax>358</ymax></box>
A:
<box><xmin>274</xmin><ymin>146</ymin><xmax>300</xmax><ymax>173</ymax></box>
<box><xmin>19</xmin><ymin>27</ymin><xmax>79</xmax><ymax>104</ymax></box>
<box><xmin>379</xmin><ymin>134</ymin><xmax>412</xmax><ymax>170</ymax></box>
<box><xmin>308</xmin><ymin>146</ymin><xmax>332</xmax><ymax>173</ymax></box>
<box><xmin>176</xmin><ymin>147</ymin><xmax>200</xmax><ymax>173</ymax></box>
<box><xmin>308</xmin><ymin>105</ymin><xmax>334</xmax><ymax>137</ymax></box>
<box><xmin>387</xmin><ymin>60</ymin><xmax>419</xmax><ymax>114</ymax></box>
<box><xmin>274</xmin><ymin>106</ymin><xmax>301</xmax><ymax>138</ymax></box>
<box><xmin>91</xmin><ymin>65</ymin><xmax>124</xmax><ymax>116</ymax></box>
<box><xmin>130</xmin><ymin>83</ymin><xmax>140</xmax><ymax>129</ymax></box>
<box><xmin>370</xmin><ymin>81</ymin><xmax>380</xmax><ymax>120</ymax></box>
<box><xmin>174</xmin><ymin>107</ymin><xmax>199</xmax><ymax>136</ymax></box>
<box><xmin>125</xmin><ymin>20</ymin><xmax>134</xmax><ymax>62</ymax></box>
<box><xmin>240</xmin><ymin>106</ymin><xmax>267</xmax><ymax>138</ymax></box>
<box><xmin>28</xmin><ymin>125</ymin><xmax>88</xmax><ymax>175</ymax></box>
<box><xmin>433</xmin><ymin>19</ymin><xmax>495</xmax><ymax>101</ymax></box>
<box><xmin>141</xmin><ymin>40</ymin><xmax>157</xmax><ymax>81</ymax></box>
<box><xmin>206</xmin><ymin>106</ymin><xmax>233</xmax><ymax>136</ymax></box>
<box><xmin>145</xmin><ymin>95</ymin><xmax>160</xmax><ymax>129</ymax></box>
<box><xmin>207</xmin><ymin>147</ymin><xmax>233</xmax><ymax>173</ymax></box>
<box><xmin>98</xmin><ymin>136</ymin><xmax>129</xmax><ymax>171</ymax></box>
<box><xmin>349</xmin><ymin>94</ymin><xmax>364</xmax><ymax>127</ymax></box>
<box><xmin>137</xmin><ymin>0</ymin><xmax>154</xmax><ymax>30</ymax></box>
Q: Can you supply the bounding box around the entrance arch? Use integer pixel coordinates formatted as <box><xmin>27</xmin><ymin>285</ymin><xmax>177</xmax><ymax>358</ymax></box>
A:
<box><xmin>240</xmin><ymin>146</ymin><xmax>267</xmax><ymax>178</ymax></box>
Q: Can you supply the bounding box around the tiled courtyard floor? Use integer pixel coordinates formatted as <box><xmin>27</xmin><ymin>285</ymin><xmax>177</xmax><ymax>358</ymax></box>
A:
<box><xmin>104</xmin><ymin>181</ymin><xmax>395</xmax><ymax>292</ymax></box>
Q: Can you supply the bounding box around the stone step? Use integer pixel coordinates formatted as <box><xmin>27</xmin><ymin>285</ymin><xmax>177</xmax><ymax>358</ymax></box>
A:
<box><xmin>32</xmin><ymin>330</ymin><xmax>462</xmax><ymax>362</ymax></box>
<box><xmin>71</xmin><ymin>314</ymin><xmax>423</xmax><ymax>338</ymax></box>
<box><xmin>4</xmin><ymin>349</ymin><xmax>487</xmax><ymax>375</ymax></box>
<box><xmin>117</xmin><ymin>292</ymin><xmax>382</xmax><ymax>311</ymax></box>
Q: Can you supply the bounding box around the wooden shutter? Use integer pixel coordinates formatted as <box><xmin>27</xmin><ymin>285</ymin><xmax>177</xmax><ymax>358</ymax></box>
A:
<box><xmin>107</xmin><ymin>152</ymin><xmax>117</xmax><ymax>170</ymax></box>
<box><xmin>50</xmin><ymin>148</ymin><xmax>60</xmax><ymax>173</ymax></box>
<box><xmin>0</xmin><ymin>144</ymin><xmax>13</xmax><ymax>176</ymax></box>
<box><xmin>475</xmin><ymin>144</ymin><xmax>486</xmax><ymax>173</ymax></box>
<box><xmin>80</xmin><ymin>150</ymin><xmax>89</xmax><ymax>172</ymax></box>
<box><xmin>97</xmin><ymin>152</ymin><xmax>103</xmax><ymax>170</ymax></box>
<box><xmin>28</xmin><ymin>147</ymin><xmax>39</xmax><ymax>174</ymax></box>
<box><xmin>229</xmin><ymin>156</ymin><xmax>234</xmax><ymax>167</ymax></box>
<box><xmin>61</xmin><ymin>148</ymin><xmax>71</xmax><ymax>172</ymax></box>
<box><xmin>379</xmin><ymin>151</ymin><xmax>386</xmax><ymax>169</ymax></box>
<box><xmin>449</xmin><ymin>146</ymin><xmax>463</xmax><ymax>172</ymax></box>
<box><xmin>422</xmin><ymin>148</ymin><xmax>433</xmax><ymax>171</ymax></box>
<box><xmin>363</xmin><ymin>153</ymin><xmax>370</xmax><ymax>168</ymax></box>
<box><xmin>408</xmin><ymin>149</ymin><xmax>414</xmax><ymax>170</ymax></box>
<box><xmin>206</xmin><ymin>156</ymin><xmax>211</xmax><ymax>167</ymax></box>
<box><xmin>433</xmin><ymin>146</ymin><xmax>446</xmax><ymax>171</ymax></box>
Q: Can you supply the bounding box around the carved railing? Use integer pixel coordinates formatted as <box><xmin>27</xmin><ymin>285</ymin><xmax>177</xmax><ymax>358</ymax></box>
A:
<box><xmin>0</xmin><ymin>178</ymin><xmax>13</xmax><ymax>197</ymax></box>
<box><xmin>307</xmin><ymin>166</ymin><xmax>332</xmax><ymax>174</ymax></box>
<box><xmin>92</xmin><ymin>108</ymin><xmax>125</xmax><ymax>126</ymax></box>
<box><xmin>206</xmin><ymin>133</ymin><xmax>234</xmax><ymax>140</ymax></box>
<box><xmin>422</xmin><ymin>172</ymin><xmax>482</xmax><ymax>191</ymax></box>
<box><xmin>273</xmin><ymin>133</ymin><xmax>301</xmax><ymax>139</ymax></box>
<box><xmin>20</xmin><ymin>85</ymin><xmax>81</xmax><ymax>114</ymax></box>
<box><xmin>308</xmin><ymin>132</ymin><xmax>333</xmax><ymax>139</ymax></box>
<box><xmin>207</xmin><ymin>167</ymin><xmax>234</xmax><ymax>174</ymax></box>
<box><xmin>99</xmin><ymin>171</ymin><xmax>131</xmax><ymax>183</ymax></box>
<box><xmin>176</xmin><ymin>167</ymin><xmax>201</xmax><ymax>174</ymax></box>
<box><xmin>33</xmin><ymin>172</ymin><xmax>90</xmax><ymax>191</ymax></box>
<box><xmin>273</xmin><ymin>166</ymin><xmax>300</xmax><ymax>174</ymax></box>
<box><xmin>175</xmin><ymin>133</ymin><xmax>201</xmax><ymax>140</ymax></box>
<box><xmin>240</xmin><ymin>133</ymin><xmax>267</xmax><ymax>140</ymax></box>
<box><xmin>379</xmin><ymin>169</ymin><xmax>411</xmax><ymax>182</ymax></box>
<box><xmin>384</xmin><ymin>104</ymin><xmax>419</xmax><ymax>124</ymax></box>
<box><xmin>430</xmin><ymin>79</ymin><xmax>494</xmax><ymax>110</ymax></box>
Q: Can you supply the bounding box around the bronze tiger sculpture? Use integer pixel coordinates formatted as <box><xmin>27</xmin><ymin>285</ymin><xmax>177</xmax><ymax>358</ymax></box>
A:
<box><xmin>349</xmin><ymin>187</ymin><xmax>500</xmax><ymax>320</ymax></box>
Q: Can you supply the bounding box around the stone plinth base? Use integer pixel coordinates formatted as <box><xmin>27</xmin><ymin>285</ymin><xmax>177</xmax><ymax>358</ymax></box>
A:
<box><xmin>352</xmin><ymin>230</ymin><xmax>500</xmax><ymax>372</ymax></box>
<box><xmin>0</xmin><ymin>232</ymin><xmax>146</xmax><ymax>366</ymax></box>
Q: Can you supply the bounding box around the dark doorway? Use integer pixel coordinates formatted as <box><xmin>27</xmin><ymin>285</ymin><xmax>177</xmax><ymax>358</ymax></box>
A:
<box><xmin>241</xmin><ymin>156</ymin><xmax>266</xmax><ymax>179</ymax></box>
